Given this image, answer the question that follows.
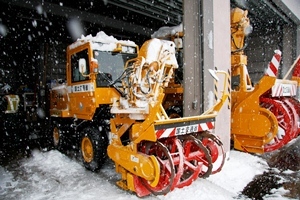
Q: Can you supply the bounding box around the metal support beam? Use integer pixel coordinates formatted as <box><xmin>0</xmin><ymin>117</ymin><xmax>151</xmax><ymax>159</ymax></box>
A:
<box><xmin>108</xmin><ymin>0</ymin><xmax>182</xmax><ymax>25</ymax></box>
<box><xmin>271</xmin><ymin>0</ymin><xmax>300</xmax><ymax>25</ymax></box>
<box><xmin>183</xmin><ymin>0</ymin><xmax>203</xmax><ymax>116</ymax></box>
<box><xmin>262</xmin><ymin>0</ymin><xmax>291</xmax><ymax>24</ymax></box>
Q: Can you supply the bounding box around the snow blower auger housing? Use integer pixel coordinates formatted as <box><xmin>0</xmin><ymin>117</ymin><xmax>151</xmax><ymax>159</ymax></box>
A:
<box><xmin>230</xmin><ymin>8</ymin><xmax>300</xmax><ymax>154</ymax></box>
<box><xmin>107</xmin><ymin>38</ymin><xmax>229</xmax><ymax>197</ymax></box>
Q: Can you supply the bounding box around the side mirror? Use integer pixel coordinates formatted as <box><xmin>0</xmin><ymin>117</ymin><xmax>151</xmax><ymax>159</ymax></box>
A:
<box><xmin>91</xmin><ymin>59</ymin><xmax>98</xmax><ymax>73</ymax></box>
<box><xmin>174</xmin><ymin>38</ymin><xmax>183</xmax><ymax>49</ymax></box>
<box><xmin>79</xmin><ymin>58</ymin><xmax>87</xmax><ymax>73</ymax></box>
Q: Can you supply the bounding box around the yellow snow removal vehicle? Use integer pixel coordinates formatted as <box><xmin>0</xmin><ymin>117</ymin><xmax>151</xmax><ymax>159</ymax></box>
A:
<box><xmin>49</xmin><ymin>31</ymin><xmax>229</xmax><ymax>196</ymax></box>
<box><xmin>230</xmin><ymin>7</ymin><xmax>300</xmax><ymax>153</ymax></box>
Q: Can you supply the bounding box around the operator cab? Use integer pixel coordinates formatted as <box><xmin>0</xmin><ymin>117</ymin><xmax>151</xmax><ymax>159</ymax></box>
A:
<box><xmin>70</xmin><ymin>40</ymin><xmax>138</xmax><ymax>88</ymax></box>
<box><xmin>93</xmin><ymin>48</ymin><xmax>137</xmax><ymax>87</ymax></box>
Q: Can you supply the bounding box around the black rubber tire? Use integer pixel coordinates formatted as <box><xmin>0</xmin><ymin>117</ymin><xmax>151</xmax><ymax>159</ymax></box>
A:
<box><xmin>166</xmin><ymin>106</ymin><xmax>183</xmax><ymax>118</ymax></box>
<box><xmin>80</xmin><ymin>127</ymin><xmax>109</xmax><ymax>171</ymax></box>
<box><xmin>39</xmin><ymin>119</ymin><xmax>66</xmax><ymax>151</ymax></box>
<box><xmin>52</xmin><ymin>123</ymin><xmax>63</xmax><ymax>150</ymax></box>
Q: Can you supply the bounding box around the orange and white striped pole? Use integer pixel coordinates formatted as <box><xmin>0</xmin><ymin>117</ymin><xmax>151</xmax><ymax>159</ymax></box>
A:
<box><xmin>265</xmin><ymin>50</ymin><xmax>282</xmax><ymax>77</ymax></box>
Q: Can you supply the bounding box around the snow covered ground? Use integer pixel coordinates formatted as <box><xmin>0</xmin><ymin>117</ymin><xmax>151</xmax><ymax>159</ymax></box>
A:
<box><xmin>0</xmin><ymin>149</ymin><xmax>296</xmax><ymax>200</ymax></box>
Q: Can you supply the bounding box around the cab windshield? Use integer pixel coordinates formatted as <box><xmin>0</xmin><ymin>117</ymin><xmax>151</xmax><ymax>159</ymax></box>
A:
<box><xmin>93</xmin><ymin>50</ymin><xmax>137</xmax><ymax>87</ymax></box>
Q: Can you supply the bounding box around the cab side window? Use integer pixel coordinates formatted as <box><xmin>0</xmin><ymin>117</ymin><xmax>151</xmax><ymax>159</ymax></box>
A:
<box><xmin>71</xmin><ymin>49</ymin><xmax>90</xmax><ymax>82</ymax></box>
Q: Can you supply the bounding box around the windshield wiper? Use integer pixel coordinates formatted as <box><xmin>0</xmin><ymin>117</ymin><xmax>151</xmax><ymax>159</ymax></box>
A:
<box><xmin>98</xmin><ymin>71</ymin><xmax>126</xmax><ymax>97</ymax></box>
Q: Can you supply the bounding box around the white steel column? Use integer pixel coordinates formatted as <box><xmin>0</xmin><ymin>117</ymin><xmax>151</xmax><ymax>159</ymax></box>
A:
<box><xmin>183</xmin><ymin>0</ymin><xmax>231</xmax><ymax>152</ymax></box>
<box><xmin>209</xmin><ymin>0</ymin><xmax>231</xmax><ymax>153</ymax></box>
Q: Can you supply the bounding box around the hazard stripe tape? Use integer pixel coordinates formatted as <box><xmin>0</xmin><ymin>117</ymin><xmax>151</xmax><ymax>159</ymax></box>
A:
<box><xmin>272</xmin><ymin>83</ymin><xmax>297</xmax><ymax>97</ymax></box>
<box><xmin>227</xmin><ymin>68</ymin><xmax>231</xmax><ymax>110</ymax></box>
<box><xmin>293</xmin><ymin>85</ymin><xmax>296</xmax><ymax>95</ymax></box>
<box><xmin>155</xmin><ymin>121</ymin><xmax>215</xmax><ymax>139</ymax></box>
<box><xmin>273</xmin><ymin>85</ymin><xmax>282</xmax><ymax>96</ymax></box>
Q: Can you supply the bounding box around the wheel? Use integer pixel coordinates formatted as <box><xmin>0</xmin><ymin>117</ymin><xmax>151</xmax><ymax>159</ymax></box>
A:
<box><xmin>49</xmin><ymin>118</ymin><xmax>75</xmax><ymax>151</ymax></box>
<box><xmin>80</xmin><ymin>127</ymin><xmax>108</xmax><ymax>171</ymax></box>
<box><xmin>53</xmin><ymin>126</ymin><xmax>60</xmax><ymax>147</ymax></box>
<box><xmin>51</xmin><ymin>122</ymin><xmax>63</xmax><ymax>150</ymax></box>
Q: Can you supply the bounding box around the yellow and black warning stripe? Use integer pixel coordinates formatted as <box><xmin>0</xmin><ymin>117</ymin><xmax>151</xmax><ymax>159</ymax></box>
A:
<box><xmin>227</xmin><ymin>68</ymin><xmax>231</xmax><ymax>110</ymax></box>
<box><xmin>214</xmin><ymin>66</ymin><xmax>218</xmax><ymax>102</ymax></box>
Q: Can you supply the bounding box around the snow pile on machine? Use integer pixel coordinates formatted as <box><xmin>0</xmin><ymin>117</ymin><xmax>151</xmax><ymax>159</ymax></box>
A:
<box><xmin>68</xmin><ymin>31</ymin><xmax>137</xmax><ymax>51</ymax></box>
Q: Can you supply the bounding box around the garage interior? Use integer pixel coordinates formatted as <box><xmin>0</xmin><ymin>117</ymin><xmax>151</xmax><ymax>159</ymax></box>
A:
<box><xmin>1</xmin><ymin>0</ymin><xmax>300</xmax><ymax>199</ymax></box>
<box><xmin>0</xmin><ymin>0</ymin><xmax>300</xmax><ymax>156</ymax></box>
